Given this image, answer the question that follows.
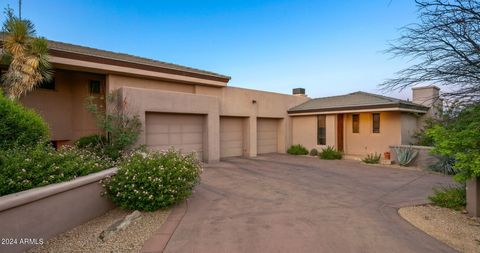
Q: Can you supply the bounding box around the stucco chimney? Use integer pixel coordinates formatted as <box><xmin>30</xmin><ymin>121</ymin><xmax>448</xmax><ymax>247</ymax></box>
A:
<box><xmin>292</xmin><ymin>88</ymin><xmax>306</xmax><ymax>97</ymax></box>
<box><xmin>412</xmin><ymin>86</ymin><xmax>440</xmax><ymax>107</ymax></box>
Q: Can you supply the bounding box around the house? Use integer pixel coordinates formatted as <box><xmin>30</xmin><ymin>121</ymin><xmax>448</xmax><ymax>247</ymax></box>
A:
<box><xmin>3</xmin><ymin>39</ymin><xmax>439</xmax><ymax>162</ymax></box>
<box><xmin>288</xmin><ymin>87</ymin><xmax>440</xmax><ymax>157</ymax></box>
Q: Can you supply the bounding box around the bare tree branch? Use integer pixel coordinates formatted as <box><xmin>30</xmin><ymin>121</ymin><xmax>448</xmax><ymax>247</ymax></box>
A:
<box><xmin>382</xmin><ymin>0</ymin><xmax>480</xmax><ymax>103</ymax></box>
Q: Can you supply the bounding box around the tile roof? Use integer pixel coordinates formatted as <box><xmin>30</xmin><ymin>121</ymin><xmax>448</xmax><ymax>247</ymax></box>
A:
<box><xmin>288</xmin><ymin>91</ymin><xmax>429</xmax><ymax>114</ymax></box>
<box><xmin>0</xmin><ymin>33</ymin><xmax>231</xmax><ymax>81</ymax></box>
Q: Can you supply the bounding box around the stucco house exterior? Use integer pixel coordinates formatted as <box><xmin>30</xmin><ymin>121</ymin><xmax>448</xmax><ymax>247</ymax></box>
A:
<box><xmin>2</xmin><ymin>39</ymin><xmax>440</xmax><ymax>162</ymax></box>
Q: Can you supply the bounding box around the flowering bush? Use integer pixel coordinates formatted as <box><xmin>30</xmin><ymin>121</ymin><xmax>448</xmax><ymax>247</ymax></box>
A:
<box><xmin>0</xmin><ymin>144</ymin><xmax>114</xmax><ymax>196</ymax></box>
<box><xmin>103</xmin><ymin>149</ymin><xmax>202</xmax><ymax>211</ymax></box>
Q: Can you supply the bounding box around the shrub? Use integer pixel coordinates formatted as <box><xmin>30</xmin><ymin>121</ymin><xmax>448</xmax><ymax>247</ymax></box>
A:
<box><xmin>0</xmin><ymin>93</ymin><xmax>49</xmax><ymax>149</ymax></box>
<box><xmin>287</xmin><ymin>144</ymin><xmax>309</xmax><ymax>155</ymax></box>
<box><xmin>309</xmin><ymin>148</ymin><xmax>319</xmax><ymax>156</ymax></box>
<box><xmin>86</xmin><ymin>91</ymin><xmax>142</xmax><ymax>160</ymax></box>
<box><xmin>429</xmin><ymin>155</ymin><xmax>458</xmax><ymax>175</ymax></box>
<box><xmin>428</xmin><ymin>186</ymin><xmax>466</xmax><ymax>210</ymax></box>
<box><xmin>427</xmin><ymin>103</ymin><xmax>480</xmax><ymax>182</ymax></box>
<box><xmin>319</xmin><ymin>146</ymin><xmax>342</xmax><ymax>160</ymax></box>
<box><xmin>393</xmin><ymin>146</ymin><xmax>418</xmax><ymax>166</ymax></box>
<box><xmin>103</xmin><ymin>149</ymin><xmax>202</xmax><ymax>211</ymax></box>
<box><xmin>362</xmin><ymin>153</ymin><xmax>381</xmax><ymax>164</ymax></box>
<box><xmin>75</xmin><ymin>134</ymin><xmax>107</xmax><ymax>149</ymax></box>
<box><xmin>0</xmin><ymin>144</ymin><xmax>113</xmax><ymax>196</ymax></box>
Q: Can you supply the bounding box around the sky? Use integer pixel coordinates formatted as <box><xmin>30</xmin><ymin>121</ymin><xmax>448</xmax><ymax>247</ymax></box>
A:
<box><xmin>1</xmin><ymin>0</ymin><xmax>420</xmax><ymax>99</ymax></box>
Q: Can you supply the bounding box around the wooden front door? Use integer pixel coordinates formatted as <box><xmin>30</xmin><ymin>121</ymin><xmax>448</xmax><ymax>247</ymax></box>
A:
<box><xmin>337</xmin><ymin>114</ymin><xmax>344</xmax><ymax>152</ymax></box>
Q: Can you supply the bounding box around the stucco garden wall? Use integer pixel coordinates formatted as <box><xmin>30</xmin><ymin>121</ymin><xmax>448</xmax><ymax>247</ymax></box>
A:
<box><xmin>0</xmin><ymin>168</ymin><xmax>117</xmax><ymax>253</ymax></box>
<box><xmin>389</xmin><ymin>145</ymin><xmax>439</xmax><ymax>169</ymax></box>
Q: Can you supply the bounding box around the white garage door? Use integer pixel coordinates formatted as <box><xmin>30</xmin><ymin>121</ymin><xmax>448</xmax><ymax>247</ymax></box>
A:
<box><xmin>146</xmin><ymin>113</ymin><xmax>204</xmax><ymax>160</ymax></box>
<box><xmin>220</xmin><ymin>117</ymin><xmax>244</xmax><ymax>158</ymax></box>
<box><xmin>257</xmin><ymin>118</ymin><xmax>278</xmax><ymax>154</ymax></box>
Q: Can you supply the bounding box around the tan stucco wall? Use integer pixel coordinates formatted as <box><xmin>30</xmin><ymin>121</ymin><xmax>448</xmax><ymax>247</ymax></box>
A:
<box><xmin>107</xmin><ymin>74</ymin><xmax>195</xmax><ymax>93</ymax></box>
<box><xmin>20</xmin><ymin>70</ymin><xmax>104</xmax><ymax>142</ymax></box>
<box><xmin>291</xmin><ymin>115</ymin><xmax>336</xmax><ymax>152</ymax></box>
<box><xmin>400</xmin><ymin>113</ymin><xmax>419</xmax><ymax>145</ymax></box>
<box><xmin>344</xmin><ymin>112</ymin><xmax>402</xmax><ymax>156</ymax></box>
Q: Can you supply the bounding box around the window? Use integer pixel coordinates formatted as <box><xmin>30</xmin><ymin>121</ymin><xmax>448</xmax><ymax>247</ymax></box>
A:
<box><xmin>89</xmin><ymin>80</ymin><xmax>101</xmax><ymax>94</ymax></box>
<box><xmin>38</xmin><ymin>78</ymin><xmax>55</xmax><ymax>90</ymax></box>
<box><xmin>372</xmin><ymin>113</ymin><xmax>380</xmax><ymax>133</ymax></box>
<box><xmin>352</xmin><ymin>114</ymin><xmax>359</xmax><ymax>133</ymax></box>
<box><xmin>317</xmin><ymin>115</ymin><xmax>326</xmax><ymax>145</ymax></box>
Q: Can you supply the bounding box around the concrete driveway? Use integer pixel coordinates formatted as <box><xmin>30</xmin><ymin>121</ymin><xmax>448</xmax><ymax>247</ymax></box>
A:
<box><xmin>163</xmin><ymin>154</ymin><xmax>457</xmax><ymax>253</ymax></box>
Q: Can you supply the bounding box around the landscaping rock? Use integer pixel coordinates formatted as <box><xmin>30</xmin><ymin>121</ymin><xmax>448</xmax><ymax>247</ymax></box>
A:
<box><xmin>99</xmin><ymin>210</ymin><xmax>142</xmax><ymax>241</ymax></box>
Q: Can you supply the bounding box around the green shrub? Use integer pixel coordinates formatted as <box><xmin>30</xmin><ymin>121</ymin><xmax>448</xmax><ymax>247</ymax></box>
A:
<box><xmin>86</xmin><ymin>92</ymin><xmax>142</xmax><ymax>160</ymax></box>
<box><xmin>75</xmin><ymin>134</ymin><xmax>107</xmax><ymax>149</ymax></box>
<box><xmin>428</xmin><ymin>186</ymin><xmax>466</xmax><ymax>210</ymax></box>
<box><xmin>393</xmin><ymin>146</ymin><xmax>418</xmax><ymax>166</ymax></box>
<box><xmin>319</xmin><ymin>146</ymin><xmax>342</xmax><ymax>160</ymax></box>
<box><xmin>0</xmin><ymin>144</ymin><xmax>113</xmax><ymax>196</ymax></box>
<box><xmin>287</xmin><ymin>144</ymin><xmax>309</xmax><ymax>155</ymax></box>
<box><xmin>103</xmin><ymin>149</ymin><xmax>202</xmax><ymax>211</ymax></box>
<box><xmin>0</xmin><ymin>93</ymin><xmax>49</xmax><ymax>149</ymax></box>
<box><xmin>362</xmin><ymin>153</ymin><xmax>381</xmax><ymax>164</ymax></box>
<box><xmin>309</xmin><ymin>148</ymin><xmax>319</xmax><ymax>156</ymax></box>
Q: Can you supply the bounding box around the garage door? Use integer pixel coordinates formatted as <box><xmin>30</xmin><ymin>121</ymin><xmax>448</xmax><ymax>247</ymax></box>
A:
<box><xmin>257</xmin><ymin>118</ymin><xmax>278</xmax><ymax>154</ymax></box>
<box><xmin>146</xmin><ymin>113</ymin><xmax>204</xmax><ymax>159</ymax></box>
<box><xmin>220</xmin><ymin>117</ymin><xmax>244</xmax><ymax>158</ymax></box>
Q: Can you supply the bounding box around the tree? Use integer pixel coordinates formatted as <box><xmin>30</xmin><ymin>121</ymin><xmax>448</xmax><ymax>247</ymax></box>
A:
<box><xmin>382</xmin><ymin>0</ymin><xmax>480</xmax><ymax>103</ymax></box>
<box><xmin>0</xmin><ymin>7</ymin><xmax>51</xmax><ymax>99</ymax></box>
<box><xmin>427</xmin><ymin>103</ymin><xmax>480</xmax><ymax>181</ymax></box>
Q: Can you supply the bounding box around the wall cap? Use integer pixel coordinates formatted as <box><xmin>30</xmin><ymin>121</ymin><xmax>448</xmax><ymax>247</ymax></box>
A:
<box><xmin>0</xmin><ymin>168</ymin><xmax>118</xmax><ymax>212</ymax></box>
<box><xmin>389</xmin><ymin>145</ymin><xmax>434</xmax><ymax>150</ymax></box>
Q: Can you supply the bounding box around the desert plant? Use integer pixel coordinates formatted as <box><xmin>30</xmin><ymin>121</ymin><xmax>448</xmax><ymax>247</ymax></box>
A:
<box><xmin>393</xmin><ymin>146</ymin><xmax>418</xmax><ymax>166</ymax></box>
<box><xmin>86</xmin><ymin>91</ymin><xmax>142</xmax><ymax>160</ymax></box>
<box><xmin>1</xmin><ymin>7</ymin><xmax>52</xmax><ymax>99</ymax></box>
<box><xmin>0</xmin><ymin>144</ymin><xmax>113</xmax><ymax>196</ymax></box>
<box><xmin>0</xmin><ymin>92</ymin><xmax>49</xmax><ymax>149</ymax></box>
<box><xmin>362</xmin><ymin>153</ymin><xmax>381</xmax><ymax>164</ymax></box>
<box><xmin>287</xmin><ymin>144</ymin><xmax>309</xmax><ymax>155</ymax></box>
<box><xmin>75</xmin><ymin>134</ymin><xmax>107</xmax><ymax>149</ymax></box>
<box><xmin>309</xmin><ymin>148</ymin><xmax>319</xmax><ymax>156</ymax></box>
<box><xmin>319</xmin><ymin>146</ymin><xmax>342</xmax><ymax>160</ymax></box>
<box><xmin>429</xmin><ymin>155</ymin><xmax>458</xmax><ymax>175</ymax></box>
<box><xmin>103</xmin><ymin>149</ymin><xmax>202</xmax><ymax>211</ymax></box>
<box><xmin>429</xmin><ymin>186</ymin><xmax>466</xmax><ymax>211</ymax></box>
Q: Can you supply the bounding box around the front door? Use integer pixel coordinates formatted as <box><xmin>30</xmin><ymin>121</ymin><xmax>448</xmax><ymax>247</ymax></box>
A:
<box><xmin>337</xmin><ymin>114</ymin><xmax>344</xmax><ymax>152</ymax></box>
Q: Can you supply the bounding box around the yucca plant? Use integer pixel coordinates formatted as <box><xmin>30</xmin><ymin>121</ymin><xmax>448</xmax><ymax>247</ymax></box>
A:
<box><xmin>393</xmin><ymin>146</ymin><xmax>418</xmax><ymax>166</ymax></box>
<box><xmin>1</xmin><ymin>7</ymin><xmax>52</xmax><ymax>99</ymax></box>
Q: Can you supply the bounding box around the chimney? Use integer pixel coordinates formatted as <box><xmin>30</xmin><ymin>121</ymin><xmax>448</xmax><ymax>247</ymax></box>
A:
<box><xmin>292</xmin><ymin>88</ymin><xmax>306</xmax><ymax>97</ymax></box>
<box><xmin>412</xmin><ymin>86</ymin><xmax>440</xmax><ymax>107</ymax></box>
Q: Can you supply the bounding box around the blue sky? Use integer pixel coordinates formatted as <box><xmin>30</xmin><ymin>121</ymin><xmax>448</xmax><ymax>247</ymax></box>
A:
<box><xmin>1</xmin><ymin>0</ymin><xmax>419</xmax><ymax>99</ymax></box>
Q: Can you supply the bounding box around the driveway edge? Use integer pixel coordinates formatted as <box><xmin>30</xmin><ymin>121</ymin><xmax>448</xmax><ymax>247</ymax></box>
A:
<box><xmin>140</xmin><ymin>200</ymin><xmax>188</xmax><ymax>253</ymax></box>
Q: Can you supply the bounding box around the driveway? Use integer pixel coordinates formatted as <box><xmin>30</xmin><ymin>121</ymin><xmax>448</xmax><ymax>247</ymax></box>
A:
<box><xmin>163</xmin><ymin>154</ymin><xmax>457</xmax><ymax>253</ymax></box>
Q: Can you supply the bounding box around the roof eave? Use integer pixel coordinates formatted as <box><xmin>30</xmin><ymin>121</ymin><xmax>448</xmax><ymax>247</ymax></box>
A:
<box><xmin>288</xmin><ymin>103</ymin><xmax>429</xmax><ymax>115</ymax></box>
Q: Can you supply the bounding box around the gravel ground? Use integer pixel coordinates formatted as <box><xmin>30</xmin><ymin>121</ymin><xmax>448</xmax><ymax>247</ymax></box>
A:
<box><xmin>27</xmin><ymin>208</ymin><xmax>170</xmax><ymax>253</ymax></box>
<box><xmin>399</xmin><ymin>205</ymin><xmax>480</xmax><ymax>253</ymax></box>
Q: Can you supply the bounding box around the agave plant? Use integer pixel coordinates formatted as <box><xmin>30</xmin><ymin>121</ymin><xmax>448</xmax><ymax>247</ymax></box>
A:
<box><xmin>1</xmin><ymin>7</ymin><xmax>51</xmax><ymax>99</ymax></box>
<box><xmin>393</xmin><ymin>146</ymin><xmax>418</xmax><ymax>166</ymax></box>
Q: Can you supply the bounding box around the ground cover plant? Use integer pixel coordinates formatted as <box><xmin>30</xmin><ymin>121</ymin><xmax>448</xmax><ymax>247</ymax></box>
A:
<box><xmin>429</xmin><ymin>186</ymin><xmax>466</xmax><ymax>211</ymax></box>
<box><xmin>319</xmin><ymin>146</ymin><xmax>342</xmax><ymax>160</ymax></box>
<box><xmin>0</xmin><ymin>144</ymin><xmax>113</xmax><ymax>196</ymax></box>
<box><xmin>362</xmin><ymin>153</ymin><xmax>381</xmax><ymax>164</ymax></box>
<box><xmin>287</xmin><ymin>144</ymin><xmax>309</xmax><ymax>155</ymax></box>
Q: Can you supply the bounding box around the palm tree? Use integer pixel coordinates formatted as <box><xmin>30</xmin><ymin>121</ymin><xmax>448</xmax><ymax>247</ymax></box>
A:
<box><xmin>1</xmin><ymin>7</ymin><xmax>51</xmax><ymax>99</ymax></box>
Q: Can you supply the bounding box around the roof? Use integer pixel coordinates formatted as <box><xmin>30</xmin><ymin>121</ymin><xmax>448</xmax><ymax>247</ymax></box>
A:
<box><xmin>0</xmin><ymin>33</ymin><xmax>231</xmax><ymax>83</ymax></box>
<box><xmin>288</xmin><ymin>91</ymin><xmax>429</xmax><ymax>114</ymax></box>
